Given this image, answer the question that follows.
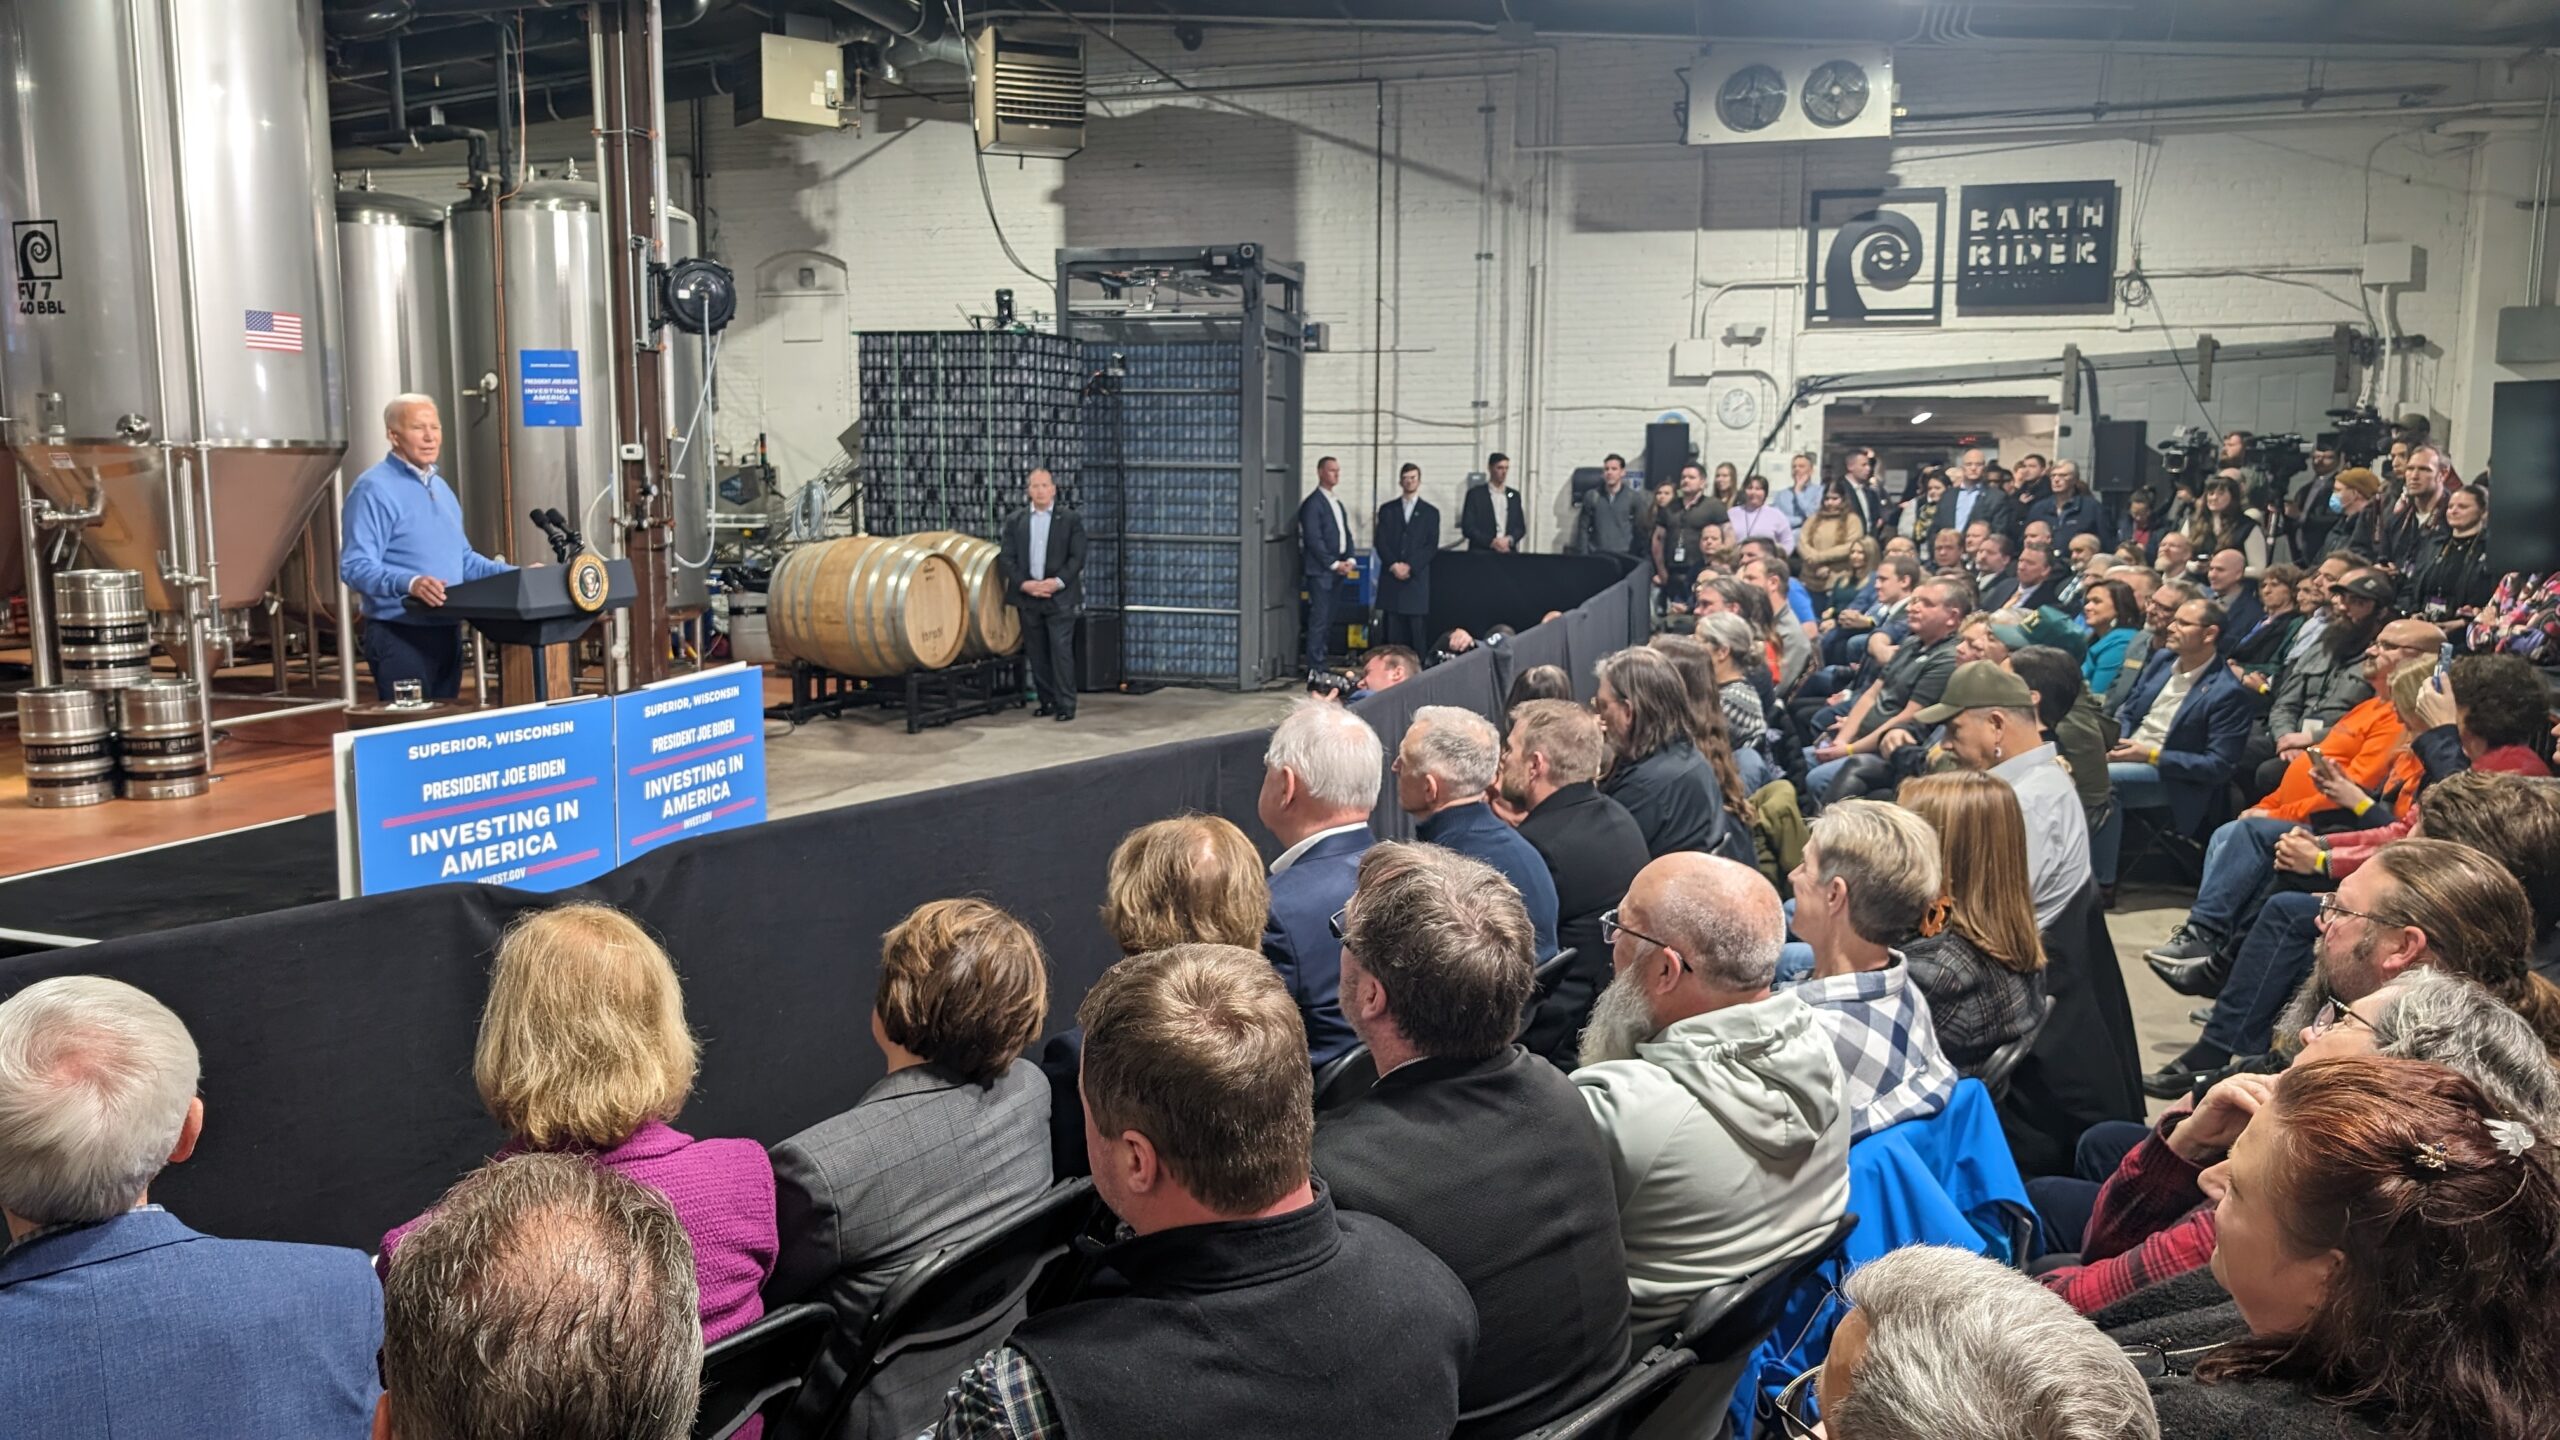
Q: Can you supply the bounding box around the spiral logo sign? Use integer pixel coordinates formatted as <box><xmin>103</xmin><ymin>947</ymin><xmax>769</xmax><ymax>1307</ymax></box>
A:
<box><xmin>1805</xmin><ymin>189</ymin><xmax>1945</xmax><ymax>327</ymax></box>
<box><xmin>15</xmin><ymin>221</ymin><xmax>58</xmax><ymax>279</ymax></box>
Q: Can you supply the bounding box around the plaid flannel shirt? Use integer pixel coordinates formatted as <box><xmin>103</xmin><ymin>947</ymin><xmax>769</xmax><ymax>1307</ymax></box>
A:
<box><xmin>930</xmin><ymin>1345</ymin><xmax>1062</xmax><ymax>1440</ymax></box>
<box><xmin>2039</xmin><ymin>1109</ymin><xmax>2219</xmax><ymax>1315</ymax></box>
<box><xmin>1788</xmin><ymin>952</ymin><xmax>1961</xmax><ymax>1140</ymax></box>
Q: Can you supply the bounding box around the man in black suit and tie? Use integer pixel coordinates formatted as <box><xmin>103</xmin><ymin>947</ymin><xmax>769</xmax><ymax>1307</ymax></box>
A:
<box><xmin>999</xmin><ymin>467</ymin><xmax>1088</xmax><ymax>722</ymax></box>
<box><xmin>1375</xmin><ymin>462</ymin><xmax>1440</xmax><ymax>653</ymax></box>
<box><xmin>1460</xmin><ymin>451</ymin><xmax>1528</xmax><ymax>552</ymax></box>
<box><xmin>1300</xmin><ymin>455</ymin><xmax>1359</xmax><ymax>670</ymax></box>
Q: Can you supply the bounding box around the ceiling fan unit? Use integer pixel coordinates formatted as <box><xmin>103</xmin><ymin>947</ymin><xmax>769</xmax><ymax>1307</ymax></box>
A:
<box><xmin>1684</xmin><ymin>46</ymin><xmax>1895</xmax><ymax>146</ymax></box>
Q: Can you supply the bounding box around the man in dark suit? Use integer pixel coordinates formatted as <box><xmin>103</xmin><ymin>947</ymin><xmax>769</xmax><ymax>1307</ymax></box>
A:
<box><xmin>1259</xmin><ymin>699</ymin><xmax>1382</xmax><ymax>1066</ymax></box>
<box><xmin>0</xmin><ymin>977</ymin><xmax>382</xmax><ymax>1439</ymax></box>
<box><xmin>1973</xmin><ymin>531</ymin><xmax>2021</xmax><ymax>610</ymax></box>
<box><xmin>2011</xmin><ymin>542</ymin><xmax>2066</xmax><ymax>613</ymax></box>
<box><xmin>998</xmin><ymin>467</ymin><xmax>1088</xmax><ymax>722</ymax></box>
<box><xmin>1375</xmin><ymin>462</ymin><xmax>1440</xmax><ymax>653</ymax></box>
<box><xmin>1461</xmin><ymin>452</ymin><xmax>1528</xmax><ymax>552</ymax></box>
<box><xmin>1395</xmin><ymin>705</ymin><xmax>1558</xmax><ymax>958</ymax></box>
<box><xmin>1319</xmin><ymin>842</ymin><xmax>1632</xmax><ymax>1439</ymax></box>
<box><xmin>1497</xmin><ymin>699</ymin><xmax>1652</xmax><ymax>1066</ymax></box>
<box><xmin>2203</xmin><ymin>548</ymin><xmax>2263</xmax><ymax>659</ymax></box>
<box><xmin>2093</xmin><ymin>596</ymin><xmax>2254</xmax><ymax>889</ymax></box>
<box><xmin>1928</xmin><ymin>448</ymin><xmax>2020</xmax><ymax>547</ymax></box>
<box><xmin>1300</xmin><ymin>455</ymin><xmax>1360</xmax><ymax>670</ymax></box>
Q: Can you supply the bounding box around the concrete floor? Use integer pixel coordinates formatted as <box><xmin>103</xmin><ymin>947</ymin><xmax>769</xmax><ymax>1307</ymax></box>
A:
<box><xmin>761</xmin><ymin>685</ymin><xmax>1301</xmax><ymax>818</ymax></box>
<box><xmin>2106</xmin><ymin>885</ymin><xmax>2206</xmax><ymax>1121</ymax></box>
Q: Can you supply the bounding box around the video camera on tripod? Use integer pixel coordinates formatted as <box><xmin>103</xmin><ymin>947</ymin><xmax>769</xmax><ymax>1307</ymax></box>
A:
<box><xmin>2322</xmin><ymin>405</ymin><xmax>2393</xmax><ymax>467</ymax></box>
<box><xmin>2153</xmin><ymin>426</ymin><xmax>2217</xmax><ymax>485</ymax></box>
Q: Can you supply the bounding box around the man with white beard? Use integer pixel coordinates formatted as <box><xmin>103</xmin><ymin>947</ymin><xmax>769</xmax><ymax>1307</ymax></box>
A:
<box><xmin>1573</xmin><ymin>853</ymin><xmax>1852</xmax><ymax>1335</ymax></box>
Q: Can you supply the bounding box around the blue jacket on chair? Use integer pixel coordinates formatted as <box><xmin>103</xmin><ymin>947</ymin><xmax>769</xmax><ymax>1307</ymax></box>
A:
<box><xmin>0</xmin><ymin>1207</ymin><xmax>382</xmax><ymax>1439</ymax></box>
<box><xmin>2113</xmin><ymin>650</ymin><xmax>2254</xmax><ymax>832</ymax></box>
<box><xmin>1264</xmin><ymin>826</ymin><xmax>1375</xmax><ymax>1066</ymax></box>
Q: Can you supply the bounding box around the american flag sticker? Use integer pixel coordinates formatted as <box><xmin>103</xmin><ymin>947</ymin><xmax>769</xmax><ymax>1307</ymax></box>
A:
<box><xmin>245</xmin><ymin>309</ymin><xmax>304</xmax><ymax>353</ymax></box>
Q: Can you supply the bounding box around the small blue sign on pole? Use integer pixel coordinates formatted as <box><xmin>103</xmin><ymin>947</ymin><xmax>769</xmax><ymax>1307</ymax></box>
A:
<box><xmin>346</xmin><ymin>697</ymin><xmax>619</xmax><ymax>894</ymax></box>
<box><xmin>614</xmin><ymin>664</ymin><xmax>768</xmax><ymax>861</ymax></box>
<box><xmin>519</xmin><ymin>348</ymin><xmax>581</xmax><ymax>427</ymax></box>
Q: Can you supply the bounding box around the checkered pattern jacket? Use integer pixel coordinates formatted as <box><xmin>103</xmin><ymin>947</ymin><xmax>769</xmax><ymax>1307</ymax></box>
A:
<box><xmin>1788</xmin><ymin>952</ymin><xmax>1962</xmax><ymax>1141</ymax></box>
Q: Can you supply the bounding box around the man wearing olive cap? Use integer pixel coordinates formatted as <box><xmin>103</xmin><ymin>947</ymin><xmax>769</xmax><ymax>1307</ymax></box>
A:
<box><xmin>1918</xmin><ymin>661</ymin><xmax>2091</xmax><ymax>929</ymax></box>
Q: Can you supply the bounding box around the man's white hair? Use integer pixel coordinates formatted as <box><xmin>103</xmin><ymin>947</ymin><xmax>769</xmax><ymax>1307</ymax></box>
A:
<box><xmin>1831</xmin><ymin>1245</ymin><xmax>2158</xmax><ymax>1440</ymax></box>
<box><xmin>0</xmin><ymin>976</ymin><xmax>200</xmax><ymax>1225</ymax></box>
<box><xmin>383</xmin><ymin>392</ymin><xmax>438</xmax><ymax>432</ymax></box>
<box><xmin>1265</xmin><ymin>699</ymin><xmax>1383</xmax><ymax>812</ymax></box>
<box><xmin>1404</xmin><ymin>706</ymin><xmax>1499</xmax><ymax>795</ymax></box>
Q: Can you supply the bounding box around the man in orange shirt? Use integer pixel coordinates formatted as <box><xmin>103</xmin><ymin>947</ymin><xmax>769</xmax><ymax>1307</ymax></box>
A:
<box><xmin>2147</xmin><ymin>617</ymin><xmax>2441</xmax><ymax>983</ymax></box>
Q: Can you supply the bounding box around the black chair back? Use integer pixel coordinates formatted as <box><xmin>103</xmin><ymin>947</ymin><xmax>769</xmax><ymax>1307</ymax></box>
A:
<box><xmin>693</xmin><ymin>1302</ymin><xmax>834</xmax><ymax>1440</ymax></box>
<box><xmin>789</xmin><ymin>1179</ymin><xmax>1099</xmax><ymax>1440</ymax></box>
<box><xmin>1518</xmin><ymin>1348</ymin><xmax>1700</xmax><ymax>1440</ymax></box>
<box><xmin>1516</xmin><ymin>947</ymin><xmax>1580</xmax><ymax>1042</ymax></box>
<box><xmin>1671</xmin><ymin>1211</ymin><xmax>1860</xmax><ymax>1363</ymax></box>
<box><xmin>1976</xmin><ymin>993</ymin><xmax>2059</xmax><ymax>1103</ymax></box>
<box><xmin>1313</xmin><ymin>1043</ymin><xmax>1378</xmax><ymax>1110</ymax></box>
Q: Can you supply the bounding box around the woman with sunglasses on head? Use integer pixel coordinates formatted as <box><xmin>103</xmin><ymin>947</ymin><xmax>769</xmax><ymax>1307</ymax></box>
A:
<box><xmin>2035</xmin><ymin>967</ymin><xmax>2560</xmax><ymax>1317</ymax></box>
<box><xmin>2095</xmin><ymin>1053</ymin><xmax>2560</xmax><ymax>1440</ymax></box>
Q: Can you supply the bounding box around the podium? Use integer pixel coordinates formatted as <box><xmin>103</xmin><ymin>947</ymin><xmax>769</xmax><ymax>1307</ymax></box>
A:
<box><xmin>404</xmin><ymin>558</ymin><xmax>634</xmax><ymax>704</ymax></box>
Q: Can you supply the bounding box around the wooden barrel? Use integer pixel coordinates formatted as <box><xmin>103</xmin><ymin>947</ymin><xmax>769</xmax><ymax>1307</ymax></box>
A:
<box><xmin>905</xmin><ymin>530</ymin><xmax>1022</xmax><ymax>659</ymax></box>
<box><xmin>768</xmin><ymin>536</ymin><xmax>968</xmax><ymax>677</ymax></box>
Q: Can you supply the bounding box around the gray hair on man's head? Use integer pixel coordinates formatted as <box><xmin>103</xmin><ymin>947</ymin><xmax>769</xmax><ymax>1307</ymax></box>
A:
<box><xmin>1832</xmin><ymin>1245</ymin><xmax>2159</xmax><ymax>1440</ymax></box>
<box><xmin>2374</xmin><ymin>968</ymin><xmax>2560</xmax><ymax>1132</ymax></box>
<box><xmin>383</xmin><ymin>392</ymin><xmax>438</xmax><ymax>431</ymax></box>
<box><xmin>1648</xmin><ymin>854</ymin><xmax>1784</xmax><ymax>992</ymax></box>
<box><xmin>1807</xmin><ymin>801</ymin><xmax>1944</xmax><ymax>947</ymax></box>
<box><xmin>1264</xmin><ymin>699</ymin><xmax>1384</xmax><ymax>812</ymax></box>
<box><xmin>0</xmin><ymin>976</ymin><xmax>199</xmax><ymax>1226</ymax></box>
<box><xmin>1404</xmin><ymin>706</ymin><xmax>1499</xmax><ymax>795</ymax></box>
<box><xmin>1698</xmin><ymin>611</ymin><xmax>1758</xmax><ymax>659</ymax></box>
<box><xmin>381</xmin><ymin>1151</ymin><xmax>702</xmax><ymax>1440</ymax></box>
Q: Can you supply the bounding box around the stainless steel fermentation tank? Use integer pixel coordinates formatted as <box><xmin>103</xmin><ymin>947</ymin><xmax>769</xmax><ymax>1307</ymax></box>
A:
<box><xmin>0</xmin><ymin>0</ymin><xmax>351</xmax><ymax>746</ymax></box>
<box><xmin>287</xmin><ymin>186</ymin><xmax>457</xmax><ymax>625</ymax></box>
<box><xmin>450</xmin><ymin>182</ymin><xmax>710</xmax><ymax>616</ymax></box>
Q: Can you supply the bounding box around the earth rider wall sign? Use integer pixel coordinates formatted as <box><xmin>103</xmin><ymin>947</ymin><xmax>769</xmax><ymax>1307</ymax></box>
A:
<box><xmin>1955</xmin><ymin>181</ymin><xmax>2120</xmax><ymax>315</ymax></box>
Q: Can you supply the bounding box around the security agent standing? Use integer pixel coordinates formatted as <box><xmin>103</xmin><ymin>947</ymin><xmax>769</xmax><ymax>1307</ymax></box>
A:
<box><xmin>1572</xmin><ymin>453</ymin><xmax>1646</xmax><ymax>558</ymax></box>
<box><xmin>1374</xmin><ymin>463</ymin><xmax>1440</xmax><ymax>654</ymax></box>
<box><xmin>340</xmin><ymin>393</ymin><xmax>513</xmax><ymax>700</ymax></box>
<box><xmin>1300</xmin><ymin>454</ymin><xmax>1360</xmax><ymax>669</ymax></box>
<box><xmin>1460</xmin><ymin>451</ymin><xmax>1528</xmax><ymax>552</ymax></box>
<box><xmin>1000</xmin><ymin>468</ymin><xmax>1088</xmax><ymax>722</ymax></box>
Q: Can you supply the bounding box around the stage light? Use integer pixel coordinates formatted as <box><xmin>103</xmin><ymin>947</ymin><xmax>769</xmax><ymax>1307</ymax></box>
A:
<box><xmin>1909</xmin><ymin>410</ymin><xmax>1933</xmax><ymax>424</ymax></box>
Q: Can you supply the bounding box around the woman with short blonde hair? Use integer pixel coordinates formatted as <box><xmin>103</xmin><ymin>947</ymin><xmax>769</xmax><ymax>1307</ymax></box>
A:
<box><xmin>1896</xmin><ymin>772</ymin><xmax>2048</xmax><ymax>1073</ymax></box>
<box><xmin>382</xmin><ymin>902</ymin><xmax>777</xmax><ymax>1347</ymax></box>
<box><xmin>1101</xmin><ymin>814</ymin><xmax>1270</xmax><ymax>955</ymax></box>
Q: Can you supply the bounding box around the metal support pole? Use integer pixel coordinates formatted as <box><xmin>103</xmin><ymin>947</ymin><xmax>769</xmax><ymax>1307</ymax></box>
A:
<box><xmin>16</xmin><ymin>469</ymin><xmax>53</xmax><ymax>686</ymax></box>
<box><xmin>590</xmin><ymin>0</ymin><xmax>673</xmax><ymax>689</ymax></box>
<box><xmin>175</xmin><ymin>453</ymin><xmax>216</xmax><ymax>775</ymax></box>
<box><xmin>335</xmin><ymin>468</ymin><xmax>358</xmax><ymax>708</ymax></box>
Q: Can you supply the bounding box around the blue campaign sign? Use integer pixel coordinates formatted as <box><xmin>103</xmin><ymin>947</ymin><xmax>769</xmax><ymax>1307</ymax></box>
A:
<box><xmin>519</xmin><ymin>348</ymin><xmax>582</xmax><ymax>427</ymax></box>
<box><xmin>347</xmin><ymin>697</ymin><xmax>619</xmax><ymax>894</ymax></box>
<box><xmin>614</xmin><ymin>664</ymin><xmax>768</xmax><ymax>861</ymax></box>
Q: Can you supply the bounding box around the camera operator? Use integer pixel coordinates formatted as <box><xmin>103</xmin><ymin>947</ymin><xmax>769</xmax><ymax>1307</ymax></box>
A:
<box><xmin>1309</xmin><ymin>645</ymin><xmax>1423</xmax><ymax>705</ymax></box>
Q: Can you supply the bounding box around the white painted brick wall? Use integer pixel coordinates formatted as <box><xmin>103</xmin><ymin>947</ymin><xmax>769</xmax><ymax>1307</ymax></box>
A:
<box><xmin>366</xmin><ymin>31</ymin><xmax>2546</xmax><ymax>544</ymax></box>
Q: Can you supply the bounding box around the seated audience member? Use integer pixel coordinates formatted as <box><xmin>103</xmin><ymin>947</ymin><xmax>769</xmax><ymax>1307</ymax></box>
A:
<box><xmin>1895</xmin><ymin>773</ymin><xmax>2049</xmax><ymax>1072</ymax></box>
<box><xmin>2221</xmin><ymin>564</ymin><xmax>2305</xmax><ymax>683</ymax></box>
<box><xmin>1651</xmin><ymin>632</ymin><xmax>1771</xmax><ymax>809</ymax></box>
<box><xmin>2079</xmin><ymin>579</ymin><xmax>2143</xmax><ymax>699</ymax></box>
<box><xmin>1695</xmin><ymin>612</ymin><xmax>1771</xmax><ymax>754</ymax></box>
<box><xmin>1258</xmin><ymin>699</ymin><xmax>1383</xmax><ymax>1066</ymax></box>
<box><xmin>2156</xmin><ymin>836</ymin><xmax>2560</xmax><ymax>1095</ymax></box>
<box><xmin>1974</xmin><ymin>533</ymin><xmax>2021</xmax><ymax>610</ymax></box>
<box><xmin>2152</xmin><ymin>529</ymin><xmax>2198</xmax><ymax>584</ymax></box>
<box><xmin>1320</xmin><ymin>844</ymin><xmax>1631</xmax><ymax>1437</ymax></box>
<box><xmin>1397</xmin><ymin>707</ymin><xmax>1560</xmax><ymax>958</ymax></box>
<box><xmin>1739</xmin><ymin>551</ymin><xmax>1817</xmax><ymax>685</ymax></box>
<box><xmin>938</xmin><ymin>945</ymin><xmax>1478</xmax><ymax>1440</ymax></box>
<box><xmin>1594</xmin><ymin>647</ymin><xmax>1741</xmax><ymax>861</ymax></box>
<box><xmin>2007</xmin><ymin>643</ymin><xmax>2115</xmax><ymax>837</ymax></box>
<box><xmin>1099</xmin><ymin>814</ymin><xmax>1269</xmax><ymax>956</ymax></box>
<box><xmin>1923</xmin><ymin>660</ymin><xmax>2091</xmax><ymax>929</ymax></box>
<box><xmin>1500</xmin><ymin>699</ymin><xmax>1653</xmax><ymax>1064</ymax></box>
<box><xmin>0</xmin><ymin>977</ymin><xmax>379</xmax><ymax>1439</ymax></box>
<box><xmin>2094</xmin><ymin>598</ymin><xmax>2252</xmax><ymax>890</ymax></box>
<box><xmin>1802</xmin><ymin>1246</ymin><xmax>2158</xmax><ymax>1440</ymax></box>
<box><xmin>2100</xmin><ymin>1056</ymin><xmax>2560</xmax><ymax>1440</ymax></box>
<box><xmin>2011</xmin><ymin>544</ymin><xmax>2067</xmax><ymax>613</ymax></box>
<box><xmin>2144</xmin><ymin>620</ymin><xmax>2438</xmax><ymax>971</ymax></box>
<box><xmin>1785</xmin><ymin>801</ymin><xmax>1962</xmax><ymax>1138</ymax></box>
<box><xmin>1805</xmin><ymin>578</ymin><xmax>1971</xmax><ymax>802</ymax></box>
<box><xmin>2042</xmin><ymin>968</ymin><xmax>2560</xmax><ymax>1316</ymax></box>
<box><xmin>1575</xmin><ymin>852</ymin><xmax>1852</xmax><ymax>1333</ymax></box>
<box><xmin>1505</xmin><ymin>662</ymin><xmax>1575</xmax><ymax>708</ymax></box>
<box><xmin>769</xmin><ymin>900</ymin><xmax>1055</xmax><ymax>1438</ymax></box>
<box><xmin>377</xmin><ymin>1153</ymin><xmax>698</xmax><ymax>1440</ymax></box>
<box><xmin>2249</xmin><ymin>567</ymin><xmax>2390</xmax><ymax>794</ymax></box>
<box><xmin>2200</xmin><ymin>548</ymin><xmax>2262</xmax><ymax>652</ymax></box>
<box><xmin>379</xmin><ymin>904</ymin><xmax>776</xmax><ymax>1343</ymax></box>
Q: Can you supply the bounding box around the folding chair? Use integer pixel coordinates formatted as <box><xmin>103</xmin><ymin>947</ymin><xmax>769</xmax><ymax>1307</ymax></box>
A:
<box><xmin>693</xmin><ymin>1302</ymin><xmax>833</xmax><ymax>1440</ymax></box>
<box><xmin>1975</xmin><ymin>994</ymin><xmax>2059</xmax><ymax>1104</ymax></box>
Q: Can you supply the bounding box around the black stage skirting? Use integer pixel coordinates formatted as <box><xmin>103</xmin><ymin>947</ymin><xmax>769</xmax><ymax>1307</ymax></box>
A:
<box><xmin>0</xmin><ymin>558</ymin><xmax>1649</xmax><ymax>1252</ymax></box>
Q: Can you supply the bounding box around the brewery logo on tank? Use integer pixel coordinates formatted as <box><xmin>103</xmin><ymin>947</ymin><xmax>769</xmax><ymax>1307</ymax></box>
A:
<box><xmin>1956</xmin><ymin>181</ymin><xmax>2119</xmax><ymax>315</ymax></box>
<box><xmin>13</xmin><ymin>219</ymin><xmax>65</xmax><ymax>315</ymax></box>
<box><xmin>567</xmin><ymin>551</ymin><xmax>611</xmax><ymax>613</ymax></box>
<box><xmin>1805</xmin><ymin>188</ymin><xmax>1946</xmax><ymax>327</ymax></box>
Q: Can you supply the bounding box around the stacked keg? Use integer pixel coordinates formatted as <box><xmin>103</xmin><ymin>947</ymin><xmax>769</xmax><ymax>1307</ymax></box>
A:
<box><xmin>17</xmin><ymin>686</ymin><xmax>114</xmax><ymax>807</ymax></box>
<box><xmin>52</xmin><ymin>571</ymin><xmax>152</xmax><ymax>688</ymax></box>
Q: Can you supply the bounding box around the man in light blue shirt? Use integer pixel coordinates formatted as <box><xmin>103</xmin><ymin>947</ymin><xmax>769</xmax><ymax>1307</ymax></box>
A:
<box><xmin>1772</xmin><ymin>451</ymin><xmax>1824</xmax><ymax>528</ymax></box>
<box><xmin>339</xmin><ymin>394</ymin><xmax>512</xmax><ymax>699</ymax></box>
